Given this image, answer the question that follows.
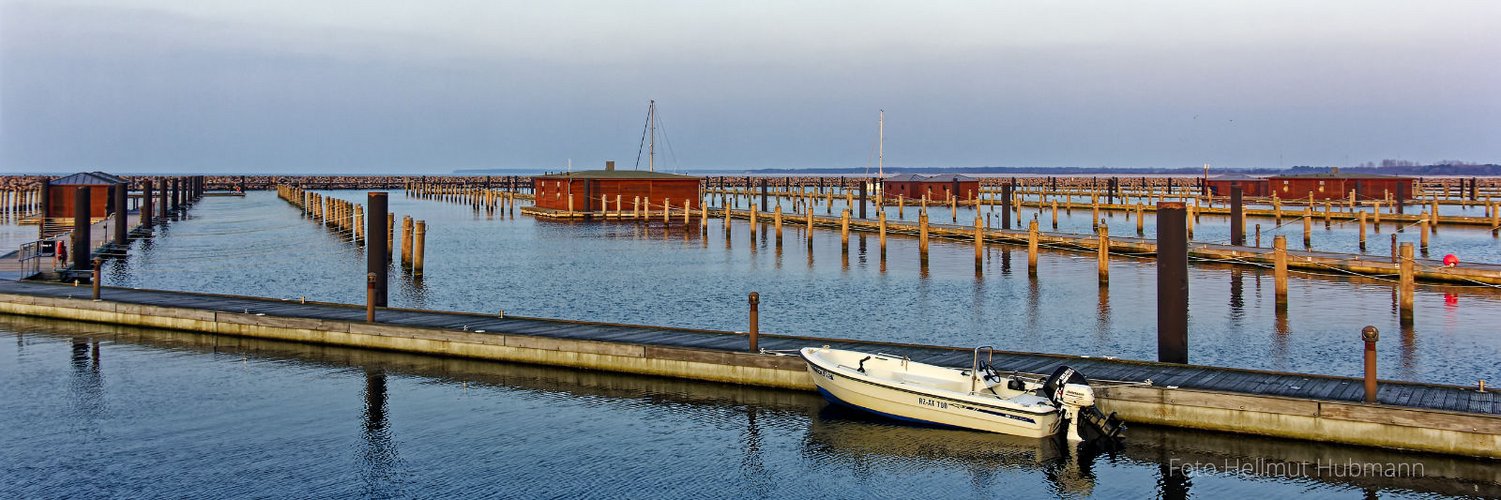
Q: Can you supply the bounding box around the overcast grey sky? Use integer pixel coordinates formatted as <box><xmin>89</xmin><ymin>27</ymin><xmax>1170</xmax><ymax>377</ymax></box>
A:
<box><xmin>2</xmin><ymin>0</ymin><xmax>1498</xmax><ymax>174</ymax></box>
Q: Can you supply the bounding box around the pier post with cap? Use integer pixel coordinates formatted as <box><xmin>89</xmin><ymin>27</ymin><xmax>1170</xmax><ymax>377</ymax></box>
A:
<box><xmin>1157</xmin><ymin>202</ymin><xmax>1188</xmax><ymax>363</ymax></box>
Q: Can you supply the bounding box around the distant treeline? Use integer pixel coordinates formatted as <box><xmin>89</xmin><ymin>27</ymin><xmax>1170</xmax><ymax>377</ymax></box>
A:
<box><xmin>743</xmin><ymin>164</ymin><xmax>1501</xmax><ymax>176</ymax></box>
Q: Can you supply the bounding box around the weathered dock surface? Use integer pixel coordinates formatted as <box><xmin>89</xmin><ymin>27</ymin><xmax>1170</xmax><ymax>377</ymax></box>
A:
<box><xmin>0</xmin><ymin>279</ymin><xmax>1495</xmax><ymax>458</ymax></box>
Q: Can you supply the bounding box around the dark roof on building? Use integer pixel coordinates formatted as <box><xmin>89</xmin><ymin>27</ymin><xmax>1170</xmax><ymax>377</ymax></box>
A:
<box><xmin>1267</xmin><ymin>172</ymin><xmax>1414</xmax><ymax>180</ymax></box>
<box><xmin>882</xmin><ymin>174</ymin><xmax>927</xmax><ymax>182</ymax></box>
<box><xmin>921</xmin><ymin>174</ymin><xmax>978</xmax><ymax>182</ymax></box>
<box><xmin>532</xmin><ymin>170</ymin><xmax>701</xmax><ymax>180</ymax></box>
<box><xmin>50</xmin><ymin>171</ymin><xmax>127</xmax><ymax>186</ymax></box>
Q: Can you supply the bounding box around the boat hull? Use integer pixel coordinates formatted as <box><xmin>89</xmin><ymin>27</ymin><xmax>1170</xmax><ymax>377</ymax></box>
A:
<box><xmin>803</xmin><ymin>351</ymin><xmax>1062</xmax><ymax>438</ymax></box>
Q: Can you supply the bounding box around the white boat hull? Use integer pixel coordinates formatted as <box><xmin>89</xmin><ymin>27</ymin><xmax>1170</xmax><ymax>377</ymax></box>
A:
<box><xmin>801</xmin><ymin>347</ymin><xmax>1062</xmax><ymax>438</ymax></box>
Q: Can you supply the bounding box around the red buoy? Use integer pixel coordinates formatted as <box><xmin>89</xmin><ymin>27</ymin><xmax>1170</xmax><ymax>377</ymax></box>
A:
<box><xmin>1443</xmin><ymin>254</ymin><xmax>1459</xmax><ymax>267</ymax></box>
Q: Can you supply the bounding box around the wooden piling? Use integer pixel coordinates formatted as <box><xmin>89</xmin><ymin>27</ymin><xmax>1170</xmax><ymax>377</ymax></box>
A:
<box><xmin>840</xmin><ymin>209</ymin><xmax>850</xmax><ymax>247</ymax></box>
<box><xmin>72</xmin><ymin>186</ymin><xmax>90</xmax><ymax>271</ymax></box>
<box><xmin>774</xmin><ymin>205</ymin><xmax>783</xmax><ymax>245</ymax></box>
<box><xmin>747</xmin><ymin>292</ymin><xmax>760</xmax><ymax>352</ymax></box>
<box><xmin>1419</xmin><ymin>217</ymin><xmax>1430</xmax><ymax>253</ymax></box>
<box><xmin>878</xmin><ymin>210</ymin><xmax>887</xmax><ymax>254</ymax></box>
<box><xmin>1358</xmin><ymin>211</ymin><xmax>1367</xmax><ymax>251</ymax></box>
<box><xmin>1050</xmin><ymin>200</ymin><xmax>1058</xmax><ymax>229</ymax></box>
<box><xmin>1273</xmin><ymin>235</ymin><xmax>1288</xmax><ymax>311</ymax></box>
<box><xmin>401</xmin><ymin>216</ymin><xmax>414</xmax><ymax>267</ymax></box>
<box><xmin>973</xmin><ymin>214</ymin><xmax>983</xmax><ymax>272</ymax></box>
<box><xmin>1398</xmin><ymin>242</ymin><xmax>1414</xmax><ymax>325</ymax></box>
<box><xmin>1027</xmin><ymin>219</ymin><xmax>1039</xmax><ymax>274</ymax></box>
<box><xmin>1097</xmin><ymin>223</ymin><xmax>1109</xmax><ymax>284</ymax></box>
<box><xmin>412</xmin><ymin>220</ymin><xmax>425</xmax><ymax>277</ymax></box>
<box><xmin>1230</xmin><ymin>186</ymin><xmax>1244</xmax><ymax>245</ymax></box>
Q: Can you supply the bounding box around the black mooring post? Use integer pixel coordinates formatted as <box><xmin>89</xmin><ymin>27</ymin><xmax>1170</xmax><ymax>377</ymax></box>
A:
<box><xmin>112</xmin><ymin>183</ymin><xmax>127</xmax><ymax>245</ymax></box>
<box><xmin>1157</xmin><ymin>201</ymin><xmax>1189</xmax><ymax>364</ymax></box>
<box><xmin>1470</xmin><ymin>177</ymin><xmax>1478</xmax><ymax>201</ymax></box>
<box><xmin>760</xmin><ymin>178</ymin><xmax>768</xmax><ymax>212</ymax></box>
<box><xmin>142</xmin><ymin>180</ymin><xmax>153</xmax><ymax>227</ymax></box>
<box><xmin>858</xmin><ymin>180</ymin><xmax>868</xmax><ymax>219</ymax></box>
<box><xmin>72</xmin><ymin>186</ymin><xmax>91</xmax><ymax>271</ymax></box>
<box><xmin>170</xmin><ymin>178</ymin><xmax>180</xmax><ymax>212</ymax></box>
<box><xmin>1001</xmin><ymin>183</ymin><xmax>1012</xmax><ymax>230</ymax></box>
<box><xmin>367</xmin><ymin>192</ymin><xmax>389</xmax><ymax>307</ymax></box>
<box><xmin>159</xmin><ymin>178</ymin><xmax>169</xmax><ymax>220</ymax></box>
<box><xmin>1230</xmin><ymin>185</ymin><xmax>1244</xmax><ymax>246</ymax></box>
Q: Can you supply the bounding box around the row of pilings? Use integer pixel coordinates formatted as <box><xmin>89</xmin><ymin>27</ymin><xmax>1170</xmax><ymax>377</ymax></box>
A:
<box><xmin>276</xmin><ymin>186</ymin><xmax>427</xmax><ymax>277</ymax></box>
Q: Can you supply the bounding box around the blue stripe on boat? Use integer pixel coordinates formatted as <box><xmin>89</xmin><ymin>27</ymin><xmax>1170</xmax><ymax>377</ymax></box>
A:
<box><xmin>816</xmin><ymin>387</ymin><xmax>964</xmax><ymax>430</ymax></box>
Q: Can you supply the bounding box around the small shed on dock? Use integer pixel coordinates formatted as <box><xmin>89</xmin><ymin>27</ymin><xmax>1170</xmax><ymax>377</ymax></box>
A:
<box><xmin>532</xmin><ymin>162</ymin><xmax>702</xmax><ymax>215</ymax></box>
<box><xmin>882</xmin><ymin>174</ymin><xmax>980</xmax><ymax>201</ymax></box>
<box><xmin>1266</xmin><ymin>171</ymin><xmax>1414</xmax><ymax>201</ymax></box>
<box><xmin>44</xmin><ymin>171</ymin><xmax>127</xmax><ymax>218</ymax></box>
<box><xmin>1205</xmin><ymin>173</ymin><xmax>1270</xmax><ymax>197</ymax></box>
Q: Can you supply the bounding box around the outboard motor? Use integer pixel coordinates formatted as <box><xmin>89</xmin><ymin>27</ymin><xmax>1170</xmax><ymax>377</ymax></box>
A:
<box><xmin>1040</xmin><ymin>366</ymin><xmax>1126</xmax><ymax>444</ymax></box>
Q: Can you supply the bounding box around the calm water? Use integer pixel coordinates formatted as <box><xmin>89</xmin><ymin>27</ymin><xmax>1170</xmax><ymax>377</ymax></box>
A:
<box><xmin>4</xmin><ymin>316</ymin><xmax>1496</xmax><ymax>499</ymax></box>
<box><xmin>90</xmin><ymin>191</ymin><xmax>1501</xmax><ymax>386</ymax></box>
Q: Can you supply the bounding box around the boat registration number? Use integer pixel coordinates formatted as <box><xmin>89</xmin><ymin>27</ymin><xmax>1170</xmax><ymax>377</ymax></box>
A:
<box><xmin>918</xmin><ymin>397</ymin><xmax>949</xmax><ymax>409</ymax></box>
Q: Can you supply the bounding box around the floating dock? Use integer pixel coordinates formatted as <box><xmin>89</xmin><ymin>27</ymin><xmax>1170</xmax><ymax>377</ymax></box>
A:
<box><xmin>0</xmin><ymin>279</ymin><xmax>1494</xmax><ymax>458</ymax></box>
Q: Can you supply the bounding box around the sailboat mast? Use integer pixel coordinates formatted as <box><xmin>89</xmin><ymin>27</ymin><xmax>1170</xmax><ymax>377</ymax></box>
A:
<box><xmin>648</xmin><ymin>100</ymin><xmax>656</xmax><ymax>173</ymax></box>
<box><xmin>878</xmin><ymin>110</ymin><xmax>884</xmax><ymax>178</ymax></box>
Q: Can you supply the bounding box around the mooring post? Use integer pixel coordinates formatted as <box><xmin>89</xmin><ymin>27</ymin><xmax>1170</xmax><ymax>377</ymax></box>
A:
<box><xmin>1358</xmin><ymin>211</ymin><xmax>1368</xmax><ymax>251</ymax></box>
<box><xmin>1398</xmin><ymin>243</ymin><xmax>1414</xmax><ymax>325</ymax></box>
<box><xmin>1363</xmin><ymin>325</ymin><xmax>1379</xmax><ymax>403</ymax></box>
<box><xmin>840</xmin><ymin>209</ymin><xmax>850</xmax><ymax>249</ymax></box>
<box><xmin>401</xmin><ymin>216</ymin><xmax>414</xmax><ymax>267</ymax></box>
<box><xmin>141</xmin><ymin>180</ymin><xmax>153</xmax><ymax>228</ymax></box>
<box><xmin>1157</xmin><ymin>202</ymin><xmax>1188</xmax><ymax>363</ymax></box>
<box><xmin>858</xmin><ymin>180</ymin><xmax>868</xmax><ymax>219</ymax></box>
<box><xmin>413</xmin><ymin>221</ymin><xmax>425</xmax><ymax>277</ymax></box>
<box><xmin>774</xmin><ymin>205</ymin><xmax>783</xmax><ymax>246</ymax></box>
<box><xmin>1097</xmin><ymin>223</ymin><xmax>1110</xmax><ymax>284</ymax></box>
<box><xmin>1419</xmin><ymin>218</ymin><xmax>1430</xmax><ymax>255</ymax></box>
<box><xmin>878</xmin><ymin>210</ymin><xmax>887</xmax><ymax>254</ymax></box>
<box><xmin>1273</xmin><ymin>235</ymin><xmax>1288</xmax><ymax>311</ymax></box>
<box><xmin>1302</xmin><ymin>206</ymin><xmax>1312</xmax><ymax>249</ymax></box>
<box><xmin>1050</xmin><ymin>200</ymin><xmax>1058</xmax><ymax>229</ymax></box>
<box><xmin>1254</xmin><ymin>223</ymin><xmax>1261</xmax><ymax>248</ymax></box>
<box><xmin>747</xmin><ymin>292</ymin><xmax>760</xmax><ymax>352</ymax></box>
<box><xmin>1001</xmin><ymin>183</ymin><xmax>1012</xmax><ymax>230</ymax></box>
<box><xmin>973</xmin><ymin>213</ymin><xmax>983</xmax><ymax>272</ymax></box>
<box><xmin>1027</xmin><ymin>219</ymin><xmax>1039</xmax><ymax>275</ymax></box>
<box><xmin>760</xmin><ymin>178</ymin><xmax>768</xmax><ymax>213</ymax></box>
<box><xmin>72</xmin><ymin>185</ymin><xmax>91</xmax><ymax>271</ymax></box>
<box><xmin>113</xmin><ymin>183</ymin><xmax>127</xmax><ymax>246</ymax></box>
<box><xmin>91</xmin><ymin>258</ymin><xmax>101</xmax><ymax>300</ymax></box>
<box><xmin>367</xmin><ymin>192</ymin><xmax>388</xmax><ymax>307</ymax></box>
<box><xmin>159</xmin><ymin>178</ymin><xmax>169</xmax><ymax>220</ymax></box>
<box><xmin>366</xmin><ymin>273</ymin><xmax>377</xmax><ymax>323</ymax></box>
<box><xmin>1230</xmin><ymin>185</ymin><xmax>1244</xmax><ymax>245</ymax></box>
<box><xmin>386</xmin><ymin>213</ymin><xmax>394</xmax><ymax>262</ymax></box>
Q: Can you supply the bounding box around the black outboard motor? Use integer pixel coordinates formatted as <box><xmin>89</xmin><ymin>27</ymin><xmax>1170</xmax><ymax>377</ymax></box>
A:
<box><xmin>1039</xmin><ymin>366</ymin><xmax>1126</xmax><ymax>444</ymax></box>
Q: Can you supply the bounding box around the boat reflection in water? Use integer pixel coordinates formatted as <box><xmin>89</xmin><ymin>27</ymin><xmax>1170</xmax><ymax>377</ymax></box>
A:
<box><xmin>804</xmin><ymin>404</ymin><xmax>1100</xmax><ymax>497</ymax></box>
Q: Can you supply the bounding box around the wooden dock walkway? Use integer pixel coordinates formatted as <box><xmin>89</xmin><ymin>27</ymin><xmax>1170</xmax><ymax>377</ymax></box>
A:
<box><xmin>0</xmin><ymin>279</ymin><xmax>1491</xmax><ymax>416</ymax></box>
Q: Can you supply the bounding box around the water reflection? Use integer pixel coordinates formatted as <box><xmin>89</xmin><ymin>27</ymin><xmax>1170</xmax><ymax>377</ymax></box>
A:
<box><xmin>360</xmin><ymin>367</ymin><xmax>403</xmax><ymax>497</ymax></box>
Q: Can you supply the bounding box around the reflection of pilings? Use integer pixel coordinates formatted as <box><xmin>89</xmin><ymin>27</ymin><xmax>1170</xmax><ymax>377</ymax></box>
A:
<box><xmin>360</xmin><ymin>367</ymin><xmax>400</xmax><ymax>497</ymax></box>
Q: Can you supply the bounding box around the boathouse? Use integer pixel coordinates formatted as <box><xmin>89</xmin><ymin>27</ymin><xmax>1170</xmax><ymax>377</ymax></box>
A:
<box><xmin>1204</xmin><ymin>173</ymin><xmax>1270</xmax><ymax>197</ymax></box>
<box><xmin>532</xmin><ymin>162</ymin><xmax>702</xmax><ymax>216</ymax></box>
<box><xmin>43</xmin><ymin>171</ymin><xmax>128</xmax><ymax>219</ymax></box>
<box><xmin>1266</xmin><ymin>171</ymin><xmax>1414</xmax><ymax>201</ymax></box>
<box><xmin>882</xmin><ymin>174</ymin><xmax>981</xmax><ymax>201</ymax></box>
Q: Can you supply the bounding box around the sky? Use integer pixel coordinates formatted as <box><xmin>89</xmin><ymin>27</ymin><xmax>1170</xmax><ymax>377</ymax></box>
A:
<box><xmin>2</xmin><ymin>0</ymin><xmax>1498</xmax><ymax>174</ymax></box>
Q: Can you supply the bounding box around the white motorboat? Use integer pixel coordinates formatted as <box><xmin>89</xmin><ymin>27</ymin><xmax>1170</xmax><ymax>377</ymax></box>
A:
<box><xmin>799</xmin><ymin>345</ymin><xmax>1125</xmax><ymax>442</ymax></box>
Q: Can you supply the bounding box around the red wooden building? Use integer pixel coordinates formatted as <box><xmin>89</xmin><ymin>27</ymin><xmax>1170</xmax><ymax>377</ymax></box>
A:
<box><xmin>881</xmin><ymin>174</ymin><xmax>981</xmax><ymax>201</ymax></box>
<box><xmin>532</xmin><ymin>163</ymin><xmax>702</xmax><ymax>215</ymax></box>
<box><xmin>1204</xmin><ymin>173</ymin><xmax>1270</xmax><ymax>197</ymax></box>
<box><xmin>44</xmin><ymin>171</ymin><xmax>128</xmax><ymax>219</ymax></box>
<box><xmin>1265</xmin><ymin>172</ymin><xmax>1414</xmax><ymax>201</ymax></box>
